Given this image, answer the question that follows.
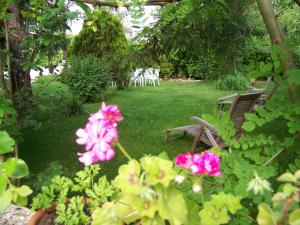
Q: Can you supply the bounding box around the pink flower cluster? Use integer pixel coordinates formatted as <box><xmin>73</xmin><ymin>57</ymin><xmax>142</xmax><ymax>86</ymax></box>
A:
<box><xmin>176</xmin><ymin>151</ymin><xmax>221</xmax><ymax>177</ymax></box>
<box><xmin>76</xmin><ymin>102</ymin><xmax>123</xmax><ymax>166</ymax></box>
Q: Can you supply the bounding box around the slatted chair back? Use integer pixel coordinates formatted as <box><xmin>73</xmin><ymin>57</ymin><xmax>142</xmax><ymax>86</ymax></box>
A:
<box><xmin>263</xmin><ymin>77</ymin><xmax>272</xmax><ymax>90</ymax></box>
<box><xmin>229</xmin><ymin>91</ymin><xmax>263</xmax><ymax>137</ymax></box>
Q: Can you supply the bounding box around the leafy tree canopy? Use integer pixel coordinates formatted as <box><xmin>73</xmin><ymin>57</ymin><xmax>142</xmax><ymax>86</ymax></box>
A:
<box><xmin>68</xmin><ymin>9</ymin><xmax>128</xmax><ymax>58</ymax></box>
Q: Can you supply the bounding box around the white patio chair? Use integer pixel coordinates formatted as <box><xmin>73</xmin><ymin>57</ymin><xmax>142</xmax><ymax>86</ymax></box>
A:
<box><xmin>144</xmin><ymin>68</ymin><xmax>160</xmax><ymax>86</ymax></box>
<box><xmin>130</xmin><ymin>69</ymin><xmax>145</xmax><ymax>87</ymax></box>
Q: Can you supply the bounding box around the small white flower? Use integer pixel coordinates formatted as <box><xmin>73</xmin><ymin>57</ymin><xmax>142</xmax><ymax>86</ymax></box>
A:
<box><xmin>247</xmin><ymin>172</ymin><xmax>273</xmax><ymax>195</ymax></box>
<box><xmin>175</xmin><ymin>175</ymin><xmax>185</xmax><ymax>184</ymax></box>
<box><xmin>192</xmin><ymin>183</ymin><xmax>202</xmax><ymax>193</ymax></box>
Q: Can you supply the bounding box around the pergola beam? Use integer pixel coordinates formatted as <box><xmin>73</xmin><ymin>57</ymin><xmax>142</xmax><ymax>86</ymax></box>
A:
<box><xmin>74</xmin><ymin>0</ymin><xmax>176</xmax><ymax>7</ymax></box>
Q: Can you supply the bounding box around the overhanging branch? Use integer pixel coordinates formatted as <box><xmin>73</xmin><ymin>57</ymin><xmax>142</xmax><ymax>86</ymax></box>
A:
<box><xmin>73</xmin><ymin>0</ymin><xmax>176</xmax><ymax>7</ymax></box>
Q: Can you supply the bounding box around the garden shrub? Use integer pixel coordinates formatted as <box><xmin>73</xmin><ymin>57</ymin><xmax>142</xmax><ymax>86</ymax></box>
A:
<box><xmin>33</xmin><ymin>76</ymin><xmax>75</xmax><ymax>116</ymax></box>
<box><xmin>65</xmin><ymin>55</ymin><xmax>109</xmax><ymax>102</ymax></box>
<box><xmin>68</xmin><ymin>9</ymin><xmax>127</xmax><ymax>58</ymax></box>
<box><xmin>186</xmin><ymin>56</ymin><xmax>218</xmax><ymax>80</ymax></box>
<box><xmin>68</xmin><ymin>9</ymin><xmax>131</xmax><ymax>89</ymax></box>
<box><xmin>216</xmin><ymin>73</ymin><xmax>249</xmax><ymax>91</ymax></box>
<box><xmin>106</xmin><ymin>54</ymin><xmax>132</xmax><ymax>90</ymax></box>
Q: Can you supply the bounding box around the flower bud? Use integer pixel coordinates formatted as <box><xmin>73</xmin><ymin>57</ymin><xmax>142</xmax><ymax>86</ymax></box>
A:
<box><xmin>175</xmin><ymin>175</ymin><xmax>185</xmax><ymax>184</ymax></box>
<box><xmin>192</xmin><ymin>183</ymin><xmax>201</xmax><ymax>193</ymax></box>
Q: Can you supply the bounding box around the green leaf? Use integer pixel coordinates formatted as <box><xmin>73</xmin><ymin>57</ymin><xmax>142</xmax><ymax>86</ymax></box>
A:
<box><xmin>0</xmin><ymin>190</ymin><xmax>12</xmax><ymax>213</ymax></box>
<box><xmin>113</xmin><ymin>159</ymin><xmax>142</xmax><ymax>195</ymax></box>
<box><xmin>185</xmin><ymin>199</ymin><xmax>201</xmax><ymax>225</ymax></box>
<box><xmin>142</xmin><ymin>215</ymin><xmax>165</xmax><ymax>225</ymax></box>
<box><xmin>272</xmin><ymin>192</ymin><xmax>288</xmax><ymax>207</ymax></box>
<box><xmin>14</xmin><ymin>185</ymin><xmax>33</xmax><ymax>197</ymax></box>
<box><xmin>0</xmin><ymin>131</ymin><xmax>15</xmax><ymax>154</ymax></box>
<box><xmin>10</xmin><ymin>159</ymin><xmax>29</xmax><ymax>179</ymax></box>
<box><xmin>141</xmin><ymin>156</ymin><xmax>177</xmax><ymax>187</ymax></box>
<box><xmin>277</xmin><ymin>173</ymin><xmax>296</xmax><ymax>183</ymax></box>
<box><xmin>257</xmin><ymin>203</ymin><xmax>276</xmax><ymax>225</ymax></box>
<box><xmin>245</xmin><ymin>113</ymin><xmax>259</xmax><ymax>122</ymax></box>
<box><xmin>157</xmin><ymin>185</ymin><xmax>187</xmax><ymax>225</ymax></box>
<box><xmin>199</xmin><ymin>204</ymin><xmax>229</xmax><ymax>225</ymax></box>
<box><xmin>234</xmin><ymin>181</ymin><xmax>248</xmax><ymax>197</ymax></box>
<box><xmin>0</xmin><ymin>175</ymin><xmax>8</xmax><ymax>195</ymax></box>
<box><xmin>92</xmin><ymin>204</ymin><xmax>123</xmax><ymax>225</ymax></box>
<box><xmin>287</xmin><ymin>69</ymin><xmax>300</xmax><ymax>85</ymax></box>
<box><xmin>289</xmin><ymin>209</ymin><xmax>300</xmax><ymax>225</ymax></box>
<box><xmin>14</xmin><ymin>195</ymin><xmax>28</xmax><ymax>207</ymax></box>
<box><xmin>294</xmin><ymin>170</ymin><xmax>300</xmax><ymax>181</ymax></box>
<box><xmin>2</xmin><ymin>158</ymin><xmax>21</xmax><ymax>177</ymax></box>
<box><xmin>242</xmin><ymin>121</ymin><xmax>255</xmax><ymax>132</ymax></box>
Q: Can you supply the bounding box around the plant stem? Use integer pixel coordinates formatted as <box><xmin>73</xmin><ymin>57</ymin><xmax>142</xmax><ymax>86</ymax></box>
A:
<box><xmin>200</xmin><ymin>189</ymin><xmax>205</xmax><ymax>205</ymax></box>
<box><xmin>200</xmin><ymin>176</ymin><xmax>205</xmax><ymax>205</ymax></box>
<box><xmin>117</xmin><ymin>142</ymin><xmax>132</xmax><ymax>161</ymax></box>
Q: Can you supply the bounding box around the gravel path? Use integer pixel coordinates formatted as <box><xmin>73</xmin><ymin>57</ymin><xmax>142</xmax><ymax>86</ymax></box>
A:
<box><xmin>0</xmin><ymin>205</ymin><xmax>33</xmax><ymax>225</ymax></box>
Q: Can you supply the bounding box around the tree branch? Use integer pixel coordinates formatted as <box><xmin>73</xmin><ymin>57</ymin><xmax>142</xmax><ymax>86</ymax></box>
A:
<box><xmin>73</xmin><ymin>0</ymin><xmax>176</xmax><ymax>8</ymax></box>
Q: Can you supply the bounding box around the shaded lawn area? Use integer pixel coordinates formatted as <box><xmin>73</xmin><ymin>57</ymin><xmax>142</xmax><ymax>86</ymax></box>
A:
<box><xmin>20</xmin><ymin>80</ymin><xmax>288</xmax><ymax>181</ymax></box>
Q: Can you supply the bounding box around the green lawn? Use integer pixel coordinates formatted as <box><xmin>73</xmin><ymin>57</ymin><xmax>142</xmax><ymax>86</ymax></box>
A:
<box><xmin>20</xmin><ymin>81</ymin><xmax>236</xmax><ymax>180</ymax></box>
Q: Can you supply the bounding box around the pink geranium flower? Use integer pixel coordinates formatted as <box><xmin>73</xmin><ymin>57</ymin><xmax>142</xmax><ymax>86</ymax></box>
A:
<box><xmin>176</xmin><ymin>152</ymin><xmax>193</xmax><ymax>169</ymax></box>
<box><xmin>78</xmin><ymin>151</ymin><xmax>95</xmax><ymax>166</ymax></box>
<box><xmin>89</xmin><ymin>102</ymin><xmax>123</xmax><ymax>126</ymax></box>
<box><xmin>76</xmin><ymin>102</ymin><xmax>122</xmax><ymax>165</ymax></box>
<box><xmin>176</xmin><ymin>151</ymin><xmax>222</xmax><ymax>177</ymax></box>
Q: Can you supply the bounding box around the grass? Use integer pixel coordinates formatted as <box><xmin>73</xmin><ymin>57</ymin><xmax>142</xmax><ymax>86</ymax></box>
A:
<box><xmin>20</xmin><ymin>80</ymin><xmax>235</xmax><ymax>180</ymax></box>
<box><xmin>20</xmin><ymin>80</ymin><xmax>291</xmax><ymax>182</ymax></box>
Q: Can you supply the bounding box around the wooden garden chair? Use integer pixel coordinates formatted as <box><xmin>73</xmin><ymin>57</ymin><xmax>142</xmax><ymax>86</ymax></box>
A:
<box><xmin>164</xmin><ymin>91</ymin><xmax>263</xmax><ymax>151</ymax></box>
<box><xmin>218</xmin><ymin>77</ymin><xmax>272</xmax><ymax>111</ymax></box>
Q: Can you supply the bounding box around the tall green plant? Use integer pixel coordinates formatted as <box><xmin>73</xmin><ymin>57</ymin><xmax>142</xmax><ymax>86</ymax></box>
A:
<box><xmin>68</xmin><ymin>9</ymin><xmax>128</xmax><ymax>58</ymax></box>
<box><xmin>66</xmin><ymin>55</ymin><xmax>109</xmax><ymax>102</ymax></box>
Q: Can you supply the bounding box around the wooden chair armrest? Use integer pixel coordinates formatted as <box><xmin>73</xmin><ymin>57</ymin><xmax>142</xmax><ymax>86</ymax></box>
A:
<box><xmin>248</xmin><ymin>88</ymin><xmax>264</xmax><ymax>93</ymax></box>
<box><xmin>218</xmin><ymin>93</ymin><xmax>238</xmax><ymax>102</ymax></box>
<box><xmin>190</xmin><ymin>116</ymin><xmax>218</xmax><ymax>132</ymax></box>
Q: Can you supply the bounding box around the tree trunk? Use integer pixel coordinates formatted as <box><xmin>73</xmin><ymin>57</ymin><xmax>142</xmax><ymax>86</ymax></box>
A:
<box><xmin>256</xmin><ymin>0</ymin><xmax>297</xmax><ymax>101</ymax></box>
<box><xmin>0</xmin><ymin>50</ymin><xmax>9</xmax><ymax>95</ymax></box>
<box><xmin>6</xmin><ymin>4</ymin><xmax>32</xmax><ymax>99</ymax></box>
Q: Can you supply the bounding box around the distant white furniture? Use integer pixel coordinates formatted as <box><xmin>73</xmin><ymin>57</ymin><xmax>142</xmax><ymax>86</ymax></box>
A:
<box><xmin>144</xmin><ymin>68</ymin><xmax>160</xmax><ymax>86</ymax></box>
<box><xmin>130</xmin><ymin>68</ymin><xmax>145</xmax><ymax>87</ymax></box>
<box><xmin>111</xmin><ymin>81</ymin><xmax>117</xmax><ymax>87</ymax></box>
<box><xmin>130</xmin><ymin>68</ymin><xmax>160</xmax><ymax>87</ymax></box>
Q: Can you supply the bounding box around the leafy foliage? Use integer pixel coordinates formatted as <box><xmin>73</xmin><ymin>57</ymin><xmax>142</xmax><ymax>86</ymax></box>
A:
<box><xmin>65</xmin><ymin>55</ymin><xmax>109</xmax><ymax>102</ymax></box>
<box><xmin>21</xmin><ymin>0</ymin><xmax>77</xmax><ymax>72</ymax></box>
<box><xmin>200</xmin><ymin>45</ymin><xmax>300</xmax><ymax>223</ymax></box>
<box><xmin>31</xmin><ymin>164</ymin><xmax>115</xmax><ymax>224</ymax></box>
<box><xmin>0</xmin><ymin>0</ymin><xmax>9</xmax><ymax>18</ymax></box>
<box><xmin>216</xmin><ymin>74</ymin><xmax>250</xmax><ymax>91</ymax></box>
<box><xmin>135</xmin><ymin>0</ymin><xmax>253</xmax><ymax>78</ymax></box>
<box><xmin>0</xmin><ymin>97</ymin><xmax>32</xmax><ymax>212</ymax></box>
<box><xmin>257</xmin><ymin>170</ymin><xmax>300</xmax><ymax>225</ymax></box>
<box><xmin>31</xmin><ymin>161</ymin><xmax>64</xmax><ymax>190</ymax></box>
<box><xmin>199</xmin><ymin>192</ymin><xmax>242</xmax><ymax>225</ymax></box>
<box><xmin>93</xmin><ymin>156</ymin><xmax>188</xmax><ymax>225</ymax></box>
<box><xmin>68</xmin><ymin>9</ymin><xmax>127</xmax><ymax>58</ymax></box>
<box><xmin>68</xmin><ymin>9</ymin><xmax>131</xmax><ymax>90</ymax></box>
